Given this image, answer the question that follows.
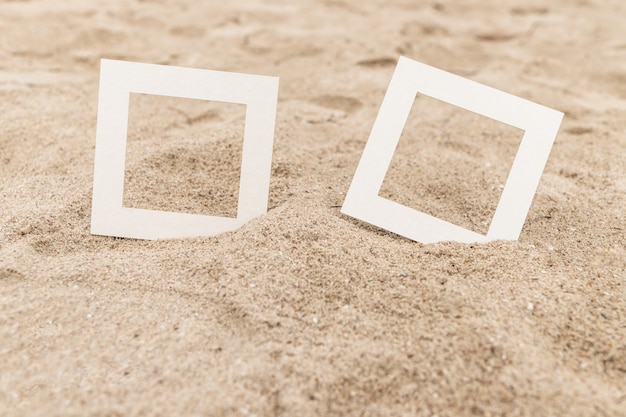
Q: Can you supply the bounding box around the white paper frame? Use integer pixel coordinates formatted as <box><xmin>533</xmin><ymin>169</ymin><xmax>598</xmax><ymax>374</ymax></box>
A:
<box><xmin>91</xmin><ymin>59</ymin><xmax>279</xmax><ymax>240</ymax></box>
<box><xmin>341</xmin><ymin>56</ymin><xmax>563</xmax><ymax>244</ymax></box>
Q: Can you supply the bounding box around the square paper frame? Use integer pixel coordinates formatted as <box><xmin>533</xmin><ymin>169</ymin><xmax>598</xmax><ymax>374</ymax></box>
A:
<box><xmin>341</xmin><ymin>56</ymin><xmax>563</xmax><ymax>244</ymax></box>
<box><xmin>91</xmin><ymin>59</ymin><xmax>279</xmax><ymax>240</ymax></box>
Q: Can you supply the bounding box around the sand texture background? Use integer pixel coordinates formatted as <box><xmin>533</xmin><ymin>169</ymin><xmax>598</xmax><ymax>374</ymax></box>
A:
<box><xmin>1</xmin><ymin>0</ymin><xmax>625</xmax><ymax>416</ymax></box>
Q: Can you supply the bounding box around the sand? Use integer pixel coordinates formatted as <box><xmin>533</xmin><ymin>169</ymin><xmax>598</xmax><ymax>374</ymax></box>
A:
<box><xmin>1</xmin><ymin>0</ymin><xmax>625</xmax><ymax>416</ymax></box>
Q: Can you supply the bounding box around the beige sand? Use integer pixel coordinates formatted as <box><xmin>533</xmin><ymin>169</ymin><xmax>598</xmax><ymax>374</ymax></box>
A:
<box><xmin>1</xmin><ymin>0</ymin><xmax>625</xmax><ymax>416</ymax></box>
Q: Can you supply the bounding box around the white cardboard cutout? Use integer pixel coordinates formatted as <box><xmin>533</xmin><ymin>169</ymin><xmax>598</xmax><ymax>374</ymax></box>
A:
<box><xmin>91</xmin><ymin>59</ymin><xmax>279</xmax><ymax>240</ymax></box>
<box><xmin>341</xmin><ymin>56</ymin><xmax>563</xmax><ymax>244</ymax></box>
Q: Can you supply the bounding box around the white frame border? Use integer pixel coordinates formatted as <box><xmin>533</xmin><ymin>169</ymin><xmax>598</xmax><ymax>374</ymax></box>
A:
<box><xmin>91</xmin><ymin>59</ymin><xmax>279</xmax><ymax>240</ymax></box>
<box><xmin>341</xmin><ymin>56</ymin><xmax>563</xmax><ymax>244</ymax></box>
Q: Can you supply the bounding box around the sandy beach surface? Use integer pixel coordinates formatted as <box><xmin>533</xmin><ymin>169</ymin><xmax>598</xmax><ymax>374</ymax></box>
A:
<box><xmin>1</xmin><ymin>0</ymin><xmax>625</xmax><ymax>416</ymax></box>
